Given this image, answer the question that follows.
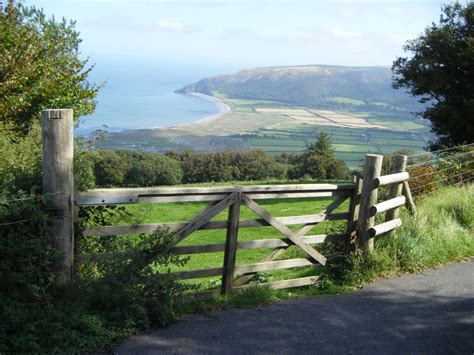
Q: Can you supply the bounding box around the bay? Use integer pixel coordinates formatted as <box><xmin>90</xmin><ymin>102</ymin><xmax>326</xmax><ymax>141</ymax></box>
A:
<box><xmin>76</xmin><ymin>61</ymin><xmax>229</xmax><ymax>134</ymax></box>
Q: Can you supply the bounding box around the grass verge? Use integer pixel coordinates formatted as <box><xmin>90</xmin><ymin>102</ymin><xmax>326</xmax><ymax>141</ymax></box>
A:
<box><xmin>177</xmin><ymin>184</ymin><xmax>474</xmax><ymax>316</ymax></box>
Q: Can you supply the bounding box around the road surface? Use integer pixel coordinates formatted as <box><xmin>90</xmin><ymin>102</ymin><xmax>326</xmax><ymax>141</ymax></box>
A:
<box><xmin>116</xmin><ymin>259</ymin><xmax>474</xmax><ymax>354</ymax></box>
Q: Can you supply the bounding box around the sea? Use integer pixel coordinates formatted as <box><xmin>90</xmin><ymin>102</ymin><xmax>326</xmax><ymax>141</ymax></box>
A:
<box><xmin>76</xmin><ymin>61</ymin><xmax>234</xmax><ymax>135</ymax></box>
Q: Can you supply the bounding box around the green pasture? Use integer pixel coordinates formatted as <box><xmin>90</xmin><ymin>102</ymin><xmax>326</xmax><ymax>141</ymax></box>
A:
<box><xmin>327</xmin><ymin>96</ymin><xmax>366</xmax><ymax>105</ymax></box>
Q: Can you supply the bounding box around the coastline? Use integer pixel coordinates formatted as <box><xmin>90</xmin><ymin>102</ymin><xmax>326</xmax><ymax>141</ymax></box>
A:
<box><xmin>186</xmin><ymin>92</ymin><xmax>231</xmax><ymax>124</ymax></box>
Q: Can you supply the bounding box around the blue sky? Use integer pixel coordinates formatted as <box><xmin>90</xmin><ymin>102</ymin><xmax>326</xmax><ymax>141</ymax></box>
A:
<box><xmin>31</xmin><ymin>0</ymin><xmax>447</xmax><ymax>73</ymax></box>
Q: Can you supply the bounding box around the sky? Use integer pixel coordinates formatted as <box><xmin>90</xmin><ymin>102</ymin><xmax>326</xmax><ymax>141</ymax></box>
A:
<box><xmin>30</xmin><ymin>0</ymin><xmax>448</xmax><ymax>75</ymax></box>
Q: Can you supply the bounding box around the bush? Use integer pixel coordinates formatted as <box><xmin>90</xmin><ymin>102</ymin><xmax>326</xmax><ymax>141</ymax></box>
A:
<box><xmin>0</xmin><ymin>133</ymin><xmax>188</xmax><ymax>352</ymax></box>
<box><xmin>0</xmin><ymin>127</ymin><xmax>42</xmax><ymax>195</ymax></box>
<box><xmin>0</xmin><ymin>197</ymin><xmax>190</xmax><ymax>352</ymax></box>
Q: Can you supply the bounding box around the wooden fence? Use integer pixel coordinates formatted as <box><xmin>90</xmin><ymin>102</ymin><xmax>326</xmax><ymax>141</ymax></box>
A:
<box><xmin>42</xmin><ymin>109</ymin><xmax>413</xmax><ymax>295</ymax></box>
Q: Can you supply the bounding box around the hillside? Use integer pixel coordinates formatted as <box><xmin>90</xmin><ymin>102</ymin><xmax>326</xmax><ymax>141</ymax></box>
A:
<box><xmin>177</xmin><ymin>65</ymin><xmax>418</xmax><ymax>111</ymax></box>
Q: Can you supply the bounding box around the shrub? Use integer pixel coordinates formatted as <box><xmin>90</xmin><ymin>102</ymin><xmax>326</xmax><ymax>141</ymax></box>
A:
<box><xmin>0</xmin><ymin>197</ymin><xmax>190</xmax><ymax>353</ymax></box>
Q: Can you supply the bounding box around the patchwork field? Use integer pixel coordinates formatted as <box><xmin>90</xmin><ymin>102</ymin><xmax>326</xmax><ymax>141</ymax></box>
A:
<box><xmin>255</xmin><ymin>108</ymin><xmax>385</xmax><ymax>129</ymax></box>
<box><xmin>96</xmin><ymin>93</ymin><xmax>432</xmax><ymax>169</ymax></box>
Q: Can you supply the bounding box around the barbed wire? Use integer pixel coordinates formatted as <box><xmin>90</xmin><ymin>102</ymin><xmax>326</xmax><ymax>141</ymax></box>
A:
<box><xmin>408</xmin><ymin>159</ymin><xmax>474</xmax><ymax>180</ymax></box>
<box><xmin>406</xmin><ymin>150</ymin><xmax>473</xmax><ymax>169</ymax></box>
<box><xmin>407</xmin><ymin>142</ymin><xmax>474</xmax><ymax>158</ymax></box>
<box><xmin>411</xmin><ymin>169</ymin><xmax>474</xmax><ymax>192</ymax></box>
<box><xmin>0</xmin><ymin>219</ymin><xmax>36</xmax><ymax>227</ymax></box>
<box><xmin>0</xmin><ymin>192</ymin><xmax>65</xmax><ymax>205</ymax></box>
<box><xmin>415</xmin><ymin>176</ymin><xmax>474</xmax><ymax>197</ymax></box>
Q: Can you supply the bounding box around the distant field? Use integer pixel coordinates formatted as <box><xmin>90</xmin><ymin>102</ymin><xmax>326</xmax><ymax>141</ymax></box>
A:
<box><xmin>96</xmin><ymin>95</ymin><xmax>432</xmax><ymax>169</ymax></box>
<box><xmin>241</xmin><ymin>115</ymin><xmax>430</xmax><ymax>168</ymax></box>
<box><xmin>327</xmin><ymin>96</ymin><xmax>366</xmax><ymax>105</ymax></box>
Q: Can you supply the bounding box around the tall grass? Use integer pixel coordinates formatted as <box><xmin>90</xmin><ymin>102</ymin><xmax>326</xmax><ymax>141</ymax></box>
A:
<box><xmin>334</xmin><ymin>184</ymin><xmax>474</xmax><ymax>287</ymax></box>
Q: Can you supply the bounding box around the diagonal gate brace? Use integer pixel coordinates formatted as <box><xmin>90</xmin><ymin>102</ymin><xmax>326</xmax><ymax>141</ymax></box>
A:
<box><xmin>173</xmin><ymin>192</ymin><xmax>236</xmax><ymax>246</ymax></box>
<box><xmin>241</xmin><ymin>194</ymin><xmax>327</xmax><ymax>266</ymax></box>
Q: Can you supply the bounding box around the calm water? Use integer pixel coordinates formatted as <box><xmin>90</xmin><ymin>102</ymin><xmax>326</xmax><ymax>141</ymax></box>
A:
<box><xmin>76</xmin><ymin>61</ymin><xmax>230</xmax><ymax>134</ymax></box>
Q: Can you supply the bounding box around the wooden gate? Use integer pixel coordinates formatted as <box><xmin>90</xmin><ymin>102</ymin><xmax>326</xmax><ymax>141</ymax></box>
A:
<box><xmin>75</xmin><ymin>184</ymin><xmax>356</xmax><ymax>296</ymax></box>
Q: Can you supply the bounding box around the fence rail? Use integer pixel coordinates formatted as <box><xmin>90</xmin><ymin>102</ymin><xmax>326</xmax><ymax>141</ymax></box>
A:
<box><xmin>75</xmin><ymin>183</ymin><xmax>355</xmax><ymax>206</ymax></box>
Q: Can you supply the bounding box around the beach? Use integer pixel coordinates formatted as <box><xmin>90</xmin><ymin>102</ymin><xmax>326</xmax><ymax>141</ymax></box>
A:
<box><xmin>187</xmin><ymin>92</ymin><xmax>231</xmax><ymax>124</ymax></box>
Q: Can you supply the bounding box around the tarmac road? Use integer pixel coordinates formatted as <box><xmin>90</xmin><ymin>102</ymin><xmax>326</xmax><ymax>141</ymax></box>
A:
<box><xmin>116</xmin><ymin>259</ymin><xmax>474</xmax><ymax>354</ymax></box>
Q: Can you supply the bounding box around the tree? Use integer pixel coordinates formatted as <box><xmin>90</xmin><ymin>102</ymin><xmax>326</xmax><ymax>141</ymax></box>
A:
<box><xmin>0</xmin><ymin>3</ymin><xmax>99</xmax><ymax>135</ymax></box>
<box><xmin>306</xmin><ymin>131</ymin><xmax>335</xmax><ymax>156</ymax></box>
<box><xmin>392</xmin><ymin>2</ymin><xmax>474</xmax><ymax>149</ymax></box>
<box><xmin>300</xmin><ymin>132</ymin><xmax>348</xmax><ymax>180</ymax></box>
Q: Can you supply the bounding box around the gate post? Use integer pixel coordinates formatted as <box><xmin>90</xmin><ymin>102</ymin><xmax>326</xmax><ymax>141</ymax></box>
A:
<box><xmin>42</xmin><ymin>109</ymin><xmax>75</xmax><ymax>282</ymax></box>
<box><xmin>357</xmin><ymin>154</ymin><xmax>383</xmax><ymax>253</ymax></box>
<box><xmin>385</xmin><ymin>155</ymin><xmax>408</xmax><ymax>225</ymax></box>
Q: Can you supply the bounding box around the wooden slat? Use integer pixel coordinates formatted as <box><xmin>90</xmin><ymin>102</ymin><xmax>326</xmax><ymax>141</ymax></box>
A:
<box><xmin>245</xmin><ymin>191</ymin><xmax>351</xmax><ymax>200</ymax></box>
<box><xmin>367</xmin><ymin>218</ymin><xmax>402</xmax><ymax>238</ymax></box>
<box><xmin>221</xmin><ymin>192</ymin><xmax>241</xmax><ymax>295</ymax></box>
<box><xmin>170</xmin><ymin>267</ymin><xmax>223</xmax><ymax>280</ymax></box>
<box><xmin>233</xmin><ymin>276</ymin><xmax>319</xmax><ymax>292</ymax></box>
<box><xmin>242</xmin><ymin>194</ymin><xmax>327</xmax><ymax>266</ymax></box>
<box><xmin>369</xmin><ymin>196</ymin><xmax>406</xmax><ymax>217</ymax></box>
<box><xmin>139</xmin><ymin>194</ymin><xmax>228</xmax><ymax>204</ymax></box>
<box><xmin>237</xmin><ymin>234</ymin><xmax>345</xmax><ymax>250</ymax></box>
<box><xmin>173</xmin><ymin>193</ymin><xmax>235</xmax><ymax>245</ymax></box>
<box><xmin>82</xmin><ymin>212</ymin><xmax>350</xmax><ymax>237</ymax></box>
<box><xmin>171</xmin><ymin>234</ymin><xmax>346</xmax><ymax>255</ymax></box>
<box><xmin>373</xmin><ymin>172</ymin><xmax>409</xmax><ymax>188</ymax></box>
<box><xmin>234</xmin><ymin>258</ymin><xmax>315</xmax><ymax>274</ymax></box>
<box><xmin>402</xmin><ymin>181</ymin><xmax>416</xmax><ymax>214</ymax></box>
<box><xmin>75</xmin><ymin>183</ymin><xmax>355</xmax><ymax>206</ymax></box>
<box><xmin>77</xmin><ymin>234</ymin><xmax>346</xmax><ymax>262</ymax></box>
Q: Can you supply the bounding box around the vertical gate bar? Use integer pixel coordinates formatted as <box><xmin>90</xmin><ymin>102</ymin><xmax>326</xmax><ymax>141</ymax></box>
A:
<box><xmin>385</xmin><ymin>155</ymin><xmax>408</xmax><ymax>228</ymax></box>
<box><xmin>357</xmin><ymin>154</ymin><xmax>383</xmax><ymax>253</ymax></box>
<box><xmin>344</xmin><ymin>173</ymin><xmax>362</xmax><ymax>254</ymax></box>
<box><xmin>221</xmin><ymin>192</ymin><xmax>241</xmax><ymax>295</ymax></box>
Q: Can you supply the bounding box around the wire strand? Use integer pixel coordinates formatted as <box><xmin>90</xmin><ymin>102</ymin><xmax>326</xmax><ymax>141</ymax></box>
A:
<box><xmin>407</xmin><ymin>143</ymin><xmax>474</xmax><ymax>158</ymax></box>
<box><xmin>408</xmin><ymin>159</ymin><xmax>474</xmax><ymax>180</ymax></box>
<box><xmin>407</xmin><ymin>151</ymin><xmax>474</xmax><ymax>168</ymax></box>
<box><xmin>416</xmin><ymin>176</ymin><xmax>474</xmax><ymax>197</ymax></box>
<box><xmin>0</xmin><ymin>192</ymin><xmax>65</xmax><ymax>205</ymax></box>
<box><xmin>411</xmin><ymin>169</ymin><xmax>474</xmax><ymax>192</ymax></box>
<box><xmin>0</xmin><ymin>219</ymin><xmax>36</xmax><ymax>227</ymax></box>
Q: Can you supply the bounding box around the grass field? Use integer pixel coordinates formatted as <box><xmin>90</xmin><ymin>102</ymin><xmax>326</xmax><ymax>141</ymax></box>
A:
<box><xmin>120</xmin><ymin>196</ymin><xmax>349</xmax><ymax>291</ymax></box>
<box><xmin>95</xmin><ymin>93</ymin><xmax>433</xmax><ymax>169</ymax></box>
<box><xmin>242</xmin><ymin>120</ymin><xmax>430</xmax><ymax>168</ymax></box>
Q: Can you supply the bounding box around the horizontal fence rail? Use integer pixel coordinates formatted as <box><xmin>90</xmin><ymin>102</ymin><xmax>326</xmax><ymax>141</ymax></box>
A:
<box><xmin>75</xmin><ymin>183</ymin><xmax>355</xmax><ymax>206</ymax></box>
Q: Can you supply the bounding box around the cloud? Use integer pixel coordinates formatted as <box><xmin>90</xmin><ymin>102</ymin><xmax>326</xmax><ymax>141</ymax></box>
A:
<box><xmin>329</xmin><ymin>27</ymin><xmax>363</xmax><ymax>39</ymax></box>
<box><xmin>156</xmin><ymin>20</ymin><xmax>186</xmax><ymax>31</ymax></box>
<box><xmin>81</xmin><ymin>15</ymin><xmax>199</xmax><ymax>34</ymax></box>
<box><xmin>127</xmin><ymin>19</ymin><xmax>197</xmax><ymax>33</ymax></box>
